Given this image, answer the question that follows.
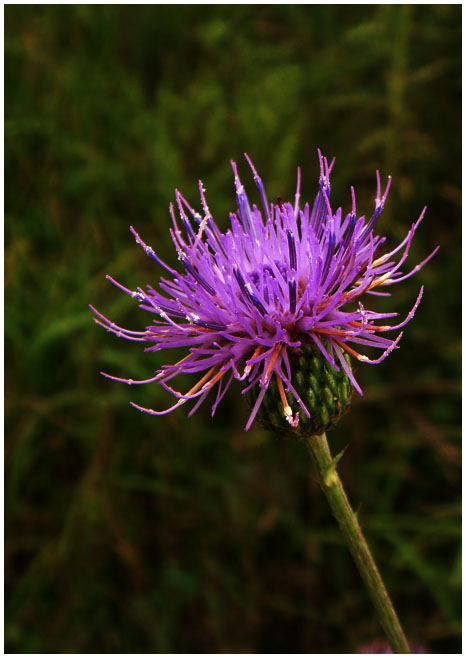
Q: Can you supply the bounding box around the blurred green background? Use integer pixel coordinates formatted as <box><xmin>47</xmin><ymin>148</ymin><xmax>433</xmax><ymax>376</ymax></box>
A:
<box><xmin>5</xmin><ymin>5</ymin><xmax>461</xmax><ymax>654</ymax></box>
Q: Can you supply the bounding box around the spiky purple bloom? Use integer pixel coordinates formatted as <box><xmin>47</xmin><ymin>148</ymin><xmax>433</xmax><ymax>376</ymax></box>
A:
<box><xmin>92</xmin><ymin>152</ymin><xmax>437</xmax><ymax>431</ymax></box>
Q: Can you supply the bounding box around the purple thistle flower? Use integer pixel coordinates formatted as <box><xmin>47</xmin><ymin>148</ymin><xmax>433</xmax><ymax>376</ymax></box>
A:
<box><xmin>91</xmin><ymin>152</ymin><xmax>438</xmax><ymax>431</ymax></box>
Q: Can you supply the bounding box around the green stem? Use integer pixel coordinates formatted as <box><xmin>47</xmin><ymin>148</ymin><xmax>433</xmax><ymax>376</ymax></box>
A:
<box><xmin>304</xmin><ymin>432</ymin><xmax>410</xmax><ymax>654</ymax></box>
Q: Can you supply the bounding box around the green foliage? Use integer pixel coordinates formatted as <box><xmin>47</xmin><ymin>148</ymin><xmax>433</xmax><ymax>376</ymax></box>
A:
<box><xmin>5</xmin><ymin>5</ymin><xmax>460</xmax><ymax>653</ymax></box>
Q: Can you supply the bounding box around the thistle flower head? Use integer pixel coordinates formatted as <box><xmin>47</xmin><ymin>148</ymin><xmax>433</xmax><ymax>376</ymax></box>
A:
<box><xmin>92</xmin><ymin>152</ymin><xmax>437</xmax><ymax>433</ymax></box>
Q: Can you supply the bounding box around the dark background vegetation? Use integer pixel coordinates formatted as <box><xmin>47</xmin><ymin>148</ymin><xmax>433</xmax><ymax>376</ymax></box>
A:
<box><xmin>5</xmin><ymin>5</ymin><xmax>461</xmax><ymax>654</ymax></box>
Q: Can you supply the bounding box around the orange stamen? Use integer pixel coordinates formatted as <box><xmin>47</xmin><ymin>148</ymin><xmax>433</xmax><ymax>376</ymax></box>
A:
<box><xmin>335</xmin><ymin>339</ymin><xmax>369</xmax><ymax>362</ymax></box>
<box><xmin>315</xmin><ymin>327</ymin><xmax>349</xmax><ymax>337</ymax></box>
<box><xmin>264</xmin><ymin>343</ymin><xmax>283</xmax><ymax>383</ymax></box>
<box><xmin>243</xmin><ymin>345</ymin><xmax>264</xmax><ymax>377</ymax></box>
<box><xmin>276</xmin><ymin>373</ymin><xmax>299</xmax><ymax>427</ymax></box>
<box><xmin>181</xmin><ymin>365</ymin><xmax>219</xmax><ymax>400</ymax></box>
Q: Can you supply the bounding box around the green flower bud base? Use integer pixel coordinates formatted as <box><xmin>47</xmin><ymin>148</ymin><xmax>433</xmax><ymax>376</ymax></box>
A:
<box><xmin>252</xmin><ymin>344</ymin><xmax>353</xmax><ymax>438</ymax></box>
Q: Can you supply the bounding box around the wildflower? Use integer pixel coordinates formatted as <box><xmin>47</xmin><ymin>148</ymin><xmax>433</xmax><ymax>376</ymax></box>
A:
<box><xmin>91</xmin><ymin>152</ymin><xmax>437</xmax><ymax>432</ymax></box>
<box><xmin>358</xmin><ymin>639</ymin><xmax>427</xmax><ymax>653</ymax></box>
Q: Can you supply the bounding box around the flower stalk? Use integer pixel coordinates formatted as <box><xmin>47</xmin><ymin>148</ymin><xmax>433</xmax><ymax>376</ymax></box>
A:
<box><xmin>304</xmin><ymin>432</ymin><xmax>410</xmax><ymax>654</ymax></box>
